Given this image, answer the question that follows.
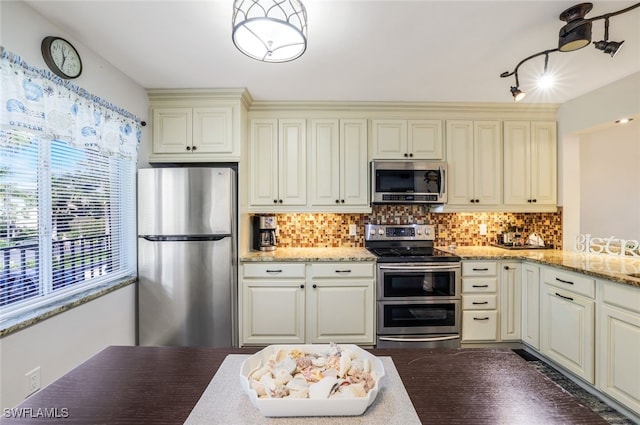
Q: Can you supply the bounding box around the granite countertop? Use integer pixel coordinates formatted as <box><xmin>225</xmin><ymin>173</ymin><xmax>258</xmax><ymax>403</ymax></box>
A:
<box><xmin>437</xmin><ymin>245</ymin><xmax>640</xmax><ymax>288</ymax></box>
<box><xmin>240</xmin><ymin>247</ymin><xmax>377</xmax><ymax>262</ymax></box>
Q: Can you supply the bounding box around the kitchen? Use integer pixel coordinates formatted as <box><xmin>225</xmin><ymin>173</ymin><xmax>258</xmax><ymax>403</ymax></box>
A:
<box><xmin>1</xmin><ymin>0</ymin><xmax>640</xmax><ymax>423</ymax></box>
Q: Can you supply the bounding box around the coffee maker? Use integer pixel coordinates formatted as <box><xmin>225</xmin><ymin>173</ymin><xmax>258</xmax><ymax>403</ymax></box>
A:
<box><xmin>252</xmin><ymin>215</ymin><xmax>277</xmax><ymax>251</ymax></box>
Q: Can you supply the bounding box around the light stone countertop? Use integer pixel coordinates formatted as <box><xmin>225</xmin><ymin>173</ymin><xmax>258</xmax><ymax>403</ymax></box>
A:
<box><xmin>240</xmin><ymin>247</ymin><xmax>376</xmax><ymax>262</ymax></box>
<box><xmin>437</xmin><ymin>245</ymin><xmax>640</xmax><ymax>288</ymax></box>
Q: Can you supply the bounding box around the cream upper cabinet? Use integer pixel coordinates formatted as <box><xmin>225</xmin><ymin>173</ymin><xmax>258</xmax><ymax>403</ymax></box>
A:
<box><xmin>148</xmin><ymin>89</ymin><xmax>248</xmax><ymax>162</ymax></box>
<box><xmin>309</xmin><ymin>119</ymin><xmax>369</xmax><ymax>209</ymax></box>
<box><xmin>249</xmin><ymin>118</ymin><xmax>307</xmax><ymax>208</ymax></box>
<box><xmin>503</xmin><ymin>121</ymin><xmax>557</xmax><ymax>209</ymax></box>
<box><xmin>371</xmin><ymin>119</ymin><xmax>443</xmax><ymax>159</ymax></box>
<box><xmin>446</xmin><ymin>120</ymin><xmax>502</xmax><ymax>208</ymax></box>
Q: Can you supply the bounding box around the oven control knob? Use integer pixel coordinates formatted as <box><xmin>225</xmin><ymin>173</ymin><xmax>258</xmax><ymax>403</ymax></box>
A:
<box><xmin>417</xmin><ymin>230</ymin><xmax>422</xmax><ymax>235</ymax></box>
<box><xmin>378</xmin><ymin>229</ymin><xmax>384</xmax><ymax>235</ymax></box>
<box><xmin>369</xmin><ymin>228</ymin><xmax>376</xmax><ymax>235</ymax></box>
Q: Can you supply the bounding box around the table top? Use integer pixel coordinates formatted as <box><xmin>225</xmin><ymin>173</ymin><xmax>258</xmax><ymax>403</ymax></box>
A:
<box><xmin>3</xmin><ymin>346</ymin><xmax>606</xmax><ymax>424</ymax></box>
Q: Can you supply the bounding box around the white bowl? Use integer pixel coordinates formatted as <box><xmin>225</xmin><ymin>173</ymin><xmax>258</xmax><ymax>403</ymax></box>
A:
<box><xmin>239</xmin><ymin>344</ymin><xmax>385</xmax><ymax>417</ymax></box>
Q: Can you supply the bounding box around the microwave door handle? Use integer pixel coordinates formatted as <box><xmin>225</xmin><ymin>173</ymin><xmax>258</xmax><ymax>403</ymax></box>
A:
<box><xmin>439</xmin><ymin>165</ymin><xmax>445</xmax><ymax>198</ymax></box>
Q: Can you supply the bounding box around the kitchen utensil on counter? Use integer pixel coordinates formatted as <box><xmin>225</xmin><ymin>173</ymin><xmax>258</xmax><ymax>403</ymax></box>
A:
<box><xmin>252</xmin><ymin>215</ymin><xmax>277</xmax><ymax>251</ymax></box>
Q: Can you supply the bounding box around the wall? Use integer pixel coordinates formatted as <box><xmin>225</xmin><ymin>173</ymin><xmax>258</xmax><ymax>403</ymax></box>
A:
<box><xmin>272</xmin><ymin>208</ymin><xmax>563</xmax><ymax>249</ymax></box>
<box><xmin>558</xmin><ymin>72</ymin><xmax>640</xmax><ymax>249</ymax></box>
<box><xmin>0</xmin><ymin>1</ymin><xmax>147</xmax><ymax>409</ymax></box>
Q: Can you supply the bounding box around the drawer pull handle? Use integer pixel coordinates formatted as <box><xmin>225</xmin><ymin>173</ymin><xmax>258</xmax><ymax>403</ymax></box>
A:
<box><xmin>473</xmin><ymin>317</ymin><xmax>490</xmax><ymax>321</ymax></box>
<box><xmin>472</xmin><ymin>301</ymin><xmax>489</xmax><ymax>305</ymax></box>
<box><xmin>472</xmin><ymin>268</ymin><xmax>489</xmax><ymax>271</ymax></box>
<box><xmin>266</xmin><ymin>269</ymin><xmax>283</xmax><ymax>273</ymax></box>
<box><xmin>555</xmin><ymin>292</ymin><xmax>574</xmax><ymax>302</ymax></box>
<box><xmin>555</xmin><ymin>277</ymin><xmax>574</xmax><ymax>285</ymax></box>
<box><xmin>335</xmin><ymin>270</ymin><xmax>352</xmax><ymax>273</ymax></box>
<box><xmin>472</xmin><ymin>284</ymin><xmax>489</xmax><ymax>288</ymax></box>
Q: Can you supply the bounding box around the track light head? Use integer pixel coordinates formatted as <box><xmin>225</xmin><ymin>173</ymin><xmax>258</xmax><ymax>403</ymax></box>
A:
<box><xmin>594</xmin><ymin>39</ymin><xmax>625</xmax><ymax>57</ymax></box>
<box><xmin>558</xmin><ymin>3</ymin><xmax>594</xmax><ymax>51</ymax></box>
<box><xmin>510</xmin><ymin>86</ymin><xmax>526</xmax><ymax>102</ymax></box>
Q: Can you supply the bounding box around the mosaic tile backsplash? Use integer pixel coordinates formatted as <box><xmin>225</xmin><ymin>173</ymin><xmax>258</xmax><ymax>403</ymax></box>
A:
<box><xmin>270</xmin><ymin>206</ymin><xmax>563</xmax><ymax>249</ymax></box>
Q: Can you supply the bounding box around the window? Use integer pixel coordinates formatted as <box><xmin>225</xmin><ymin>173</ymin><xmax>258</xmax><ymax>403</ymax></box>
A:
<box><xmin>0</xmin><ymin>48</ymin><xmax>139</xmax><ymax>318</ymax></box>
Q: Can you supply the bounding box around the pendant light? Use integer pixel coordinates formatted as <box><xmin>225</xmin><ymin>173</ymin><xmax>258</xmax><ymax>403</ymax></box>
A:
<box><xmin>232</xmin><ymin>0</ymin><xmax>308</xmax><ymax>63</ymax></box>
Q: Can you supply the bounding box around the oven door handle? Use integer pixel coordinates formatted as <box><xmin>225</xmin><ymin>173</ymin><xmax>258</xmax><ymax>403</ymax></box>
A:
<box><xmin>378</xmin><ymin>335</ymin><xmax>460</xmax><ymax>343</ymax></box>
<box><xmin>378</xmin><ymin>265</ymin><xmax>460</xmax><ymax>271</ymax></box>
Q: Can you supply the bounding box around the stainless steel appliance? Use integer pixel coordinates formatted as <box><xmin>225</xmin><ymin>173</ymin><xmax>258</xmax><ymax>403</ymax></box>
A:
<box><xmin>365</xmin><ymin>224</ymin><xmax>461</xmax><ymax>348</ymax></box>
<box><xmin>252</xmin><ymin>215</ymin><xmax>277</xmax><ymax>251</ymax></box>
<box><xmin>137</xmin><ymin>167</ymin><xmax>236</xmax><ymax>347</ymax></box>
<box><xmin>371</xmin><ymin>160</ymin><xmax>447</xmax><ymax>204</ymax></box>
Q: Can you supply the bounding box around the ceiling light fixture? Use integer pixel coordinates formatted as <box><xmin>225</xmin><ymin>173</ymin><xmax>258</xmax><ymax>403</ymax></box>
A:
<box><xmin>501</xmin><ymin>2</ymin><xmax>640</xmax><ymax>100</ymax></box>
<box><xmin>232</xmin><ymin>0</ymin><xmax>308</xmax><ymax>63</ymax></box>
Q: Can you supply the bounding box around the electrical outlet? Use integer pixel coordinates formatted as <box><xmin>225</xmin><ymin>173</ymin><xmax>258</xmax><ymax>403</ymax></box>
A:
<box><xmin>349</xmin><ymin>224</ymin><xmax>357</xmax><ymax>236</ymax></box>
<box><xmin>479</xmin><ymin>224</ymin><xmax>488</xmax><ymax>236</ymax></box>
<box><xmin>25</xmin><ymin>367</ymin><xmax>40</xmax><ymax>395</ymax></box>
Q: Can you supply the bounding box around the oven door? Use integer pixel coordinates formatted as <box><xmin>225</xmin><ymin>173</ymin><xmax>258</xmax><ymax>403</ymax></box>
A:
<box><xmin>377</xmin><ymin>299</ymin><xmax>461</xmax><ymax>336</ymax></box>
<box><xmin>377</xmin><ymin>263</ymin><xmax>461</xmax><ymax>301</ymax></box>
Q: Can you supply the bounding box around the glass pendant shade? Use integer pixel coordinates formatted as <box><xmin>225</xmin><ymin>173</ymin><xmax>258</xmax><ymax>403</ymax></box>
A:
<box><xmin>232</xmin><ymin>0</ymin><xmax>307</xmax><ymax>62</ymax></box>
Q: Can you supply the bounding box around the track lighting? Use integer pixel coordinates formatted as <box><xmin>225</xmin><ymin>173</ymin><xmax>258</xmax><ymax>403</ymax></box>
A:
<box><xmin>501</xmin><ymin>2</ymin><xmax>640</xmax><ymax>100</ymax></box>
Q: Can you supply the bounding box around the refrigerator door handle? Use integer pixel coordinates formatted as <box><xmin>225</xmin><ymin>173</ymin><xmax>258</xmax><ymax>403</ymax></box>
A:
<box><xmin>139</xmin><ymin>235</ymin><xmax>230</xmax><ymax>242</ymax></box>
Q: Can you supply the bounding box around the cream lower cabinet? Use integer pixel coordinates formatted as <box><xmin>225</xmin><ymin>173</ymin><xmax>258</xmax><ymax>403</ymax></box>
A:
<box><xmin>307</xmin><ymin>263</ymin><xmax>375</xmax><ymax>344</ymax></box>
<box><xmin>597</xmin><ymin>281</ymin><xmax>640</xmax><ymax>415</ymax></box>
<box><xmin>521</xmin><ymin>263</ymin><xmax>541</xmax><ymax>349</ymax></box>
<box><xmin>461</xmin><ymin>261</ymin><xmax>499</xmax><ymax>341</ymax></box>
<box><xmin>541</xmin><ymin>267</ymin><xmax>595</xmax><ymax>384</ymax></box>
<box><xmin>240</xmin><ymin>262</ymin><xmax>375</xmax><ymax>346</ymax></box>
<box><xmin>309</xmin><ymin>119</ymin><xmax>369</xmax><ymax>210</ymax></box>
<box><xmin>446</xmin><ymin>120</ymin><xmax>502</xmax><ymax>208</ymax></box>
<box><xmin>500</xmin><ymin>262</ymin><xmax>521</xmax><ymax>341</ymax></box>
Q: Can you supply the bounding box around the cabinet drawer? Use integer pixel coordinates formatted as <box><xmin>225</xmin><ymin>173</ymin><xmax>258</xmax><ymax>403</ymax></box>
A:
<box><xmin>462</xmin><ymin>294</ymin><xmax>497</xmax><ymax>310</ymax></box>
<box><xmin>462</xmin><ymin>262</ymin><xmax>497</xmax><ymax>277</ymax></box>
<box><xmin>462</xmin><ymin>278</ymin><xmax>497</xmax><ymax>293</ymax></box>
<box><xmin>542</xmin><ymin>268</ymin><xmax>595</xmax><ymax>298</ymax></box>
<box><xmin>242</xmin><ymin>263</ymin><xmax>306</xmax><ymax>278</ymax></box>
<box><xmin>310</xmin><ymin>262</ymin><xmax>374</xmax><ymax>278</ymax></box>
<box><xmin>602</xmin><ymin>282</ymin><xmax>640</xmax><ymax>314</ymax></box>
<box><xmin>462</xmin><ymin>310</ymin><xmax>498</xmax><ymax>341</ymax></box>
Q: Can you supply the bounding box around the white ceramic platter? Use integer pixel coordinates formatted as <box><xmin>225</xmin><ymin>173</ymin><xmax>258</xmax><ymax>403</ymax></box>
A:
<box><xmin>239</xmin><ymin>344</ymin><xmax>385</xmax><ymax>417</ymax></box>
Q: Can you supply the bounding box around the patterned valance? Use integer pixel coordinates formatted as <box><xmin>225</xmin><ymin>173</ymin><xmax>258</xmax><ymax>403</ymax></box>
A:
<box><xmin>0</xmin><ymin>46</ymin><xmax>141</xmax><ymax>159</ymax></box>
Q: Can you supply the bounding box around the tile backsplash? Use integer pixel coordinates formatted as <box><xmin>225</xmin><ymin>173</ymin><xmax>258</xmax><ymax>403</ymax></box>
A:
<box><xmin>272</xmin><ymin>205</ymin><xmax>563</xmax><ymax>249</ymax></box>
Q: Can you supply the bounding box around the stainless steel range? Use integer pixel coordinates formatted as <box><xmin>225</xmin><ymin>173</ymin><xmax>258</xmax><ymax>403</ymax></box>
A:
<box><xmin>365</xmin><ymin>224</ymin><xmax>462</xmax><ymax>348</ymax></box>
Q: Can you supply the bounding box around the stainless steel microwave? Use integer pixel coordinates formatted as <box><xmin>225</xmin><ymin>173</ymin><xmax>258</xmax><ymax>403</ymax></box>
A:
<box><xmin>371</xmin><ymin>160</ymin><xmax>447</xmax><ymax>204</ymax></box>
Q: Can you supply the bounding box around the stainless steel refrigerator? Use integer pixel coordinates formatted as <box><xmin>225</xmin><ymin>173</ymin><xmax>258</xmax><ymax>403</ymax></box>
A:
<box><xmin>137</xmin><ymin>167</ymin><xmax>236</xmax><ymax>347</ymax></box>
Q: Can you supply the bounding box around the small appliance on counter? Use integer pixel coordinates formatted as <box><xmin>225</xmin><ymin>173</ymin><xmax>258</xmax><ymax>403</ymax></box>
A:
<box><xmin>252</xmin><ymin>215</ymin><xmax>277</xmax><ymax>251</ymax></box>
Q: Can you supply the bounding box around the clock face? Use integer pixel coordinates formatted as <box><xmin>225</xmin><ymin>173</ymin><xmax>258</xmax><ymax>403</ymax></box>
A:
<box><xmin>41</xmin><ymin>36</ymin><xmax>82</xmax><ymax>79</ymax></box>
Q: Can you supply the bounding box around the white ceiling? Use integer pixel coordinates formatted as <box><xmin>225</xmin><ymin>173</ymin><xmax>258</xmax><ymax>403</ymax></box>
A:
<box><xmin>23</xmin><ymin>0</ymin><xmax>640</xmax><ymax>104</ymax></box>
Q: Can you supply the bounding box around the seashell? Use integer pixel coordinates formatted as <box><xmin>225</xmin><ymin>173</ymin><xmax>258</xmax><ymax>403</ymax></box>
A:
<box><xmin>260</xmin><ymin>373</ymin><xmax>276</xmax><ymax>397</ymax></box>
<box><xmin>363</xmin><ymin>357</ymin><xmax>370</xmax><ymax>373</ymax></box>
<box><xmin>286</xmin><ymin>374</ymin><xmax>309</xmax><ymax>392</ymax></box>
<box><xmin>311</xmin><ymin>357</ymin><xmax>326</xmax><ymax>367</ymax></box>
<box><xmin>335</xmin><ymin>382</ymin><xmax>367</xmax><ymax>398</ymax></box>
<box><xmin>286</xmin><ymin>388</ymin><xmax>309</xmax><ymax>398</ymax></box>
<box><xmin>309</xmin><ymin>377</ymin><xmax>339</xmax><ymax>399</ymax></box>
<box><xmin>322</xmin><ymin>368</ymin><xmax>338</xmax><ymax>379</ymax></box>
<box><xmin>274</xmin><ymin>349</ymin><xmax>289</xmax><ymax>363</ymax></box>
<box><xmin>250</xmin><ymin>379</ymin><xmax>266</xmax><ymax>397</ymax></box>
<box><xmin>273</xmin><ymin>369</ymin><xmax>292</xmax><ymax>385</ymax></box>
<box><xmin>338</xmin><ymin>354</ymin><xmax>352</xmax><ymax>378</ymax></box>
<box><xmin>275</xmin><ymin>355</ymin><xmax>297</xmax><ymax>375</ymax></box>
<box><xmin>249</xmin><ymin>364</ymin><xmax>270</xmax><ymax>381</ymax></box>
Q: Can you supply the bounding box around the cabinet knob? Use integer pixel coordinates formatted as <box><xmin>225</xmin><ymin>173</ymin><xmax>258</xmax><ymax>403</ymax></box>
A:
<box><xmin>335</xmin><ymin>200</ymin><xmax>340</xmax><ymax>204</ymax></box>
<box><xmin>191</xmin><ymin>145</ymin><xmax>197</xmax><ymax>151</ymax></box>
<box><xmin>300</xmin><ymin>284</ymin><xmax>305</xmax><ymax>289</ymax></box>
<box><xmin>312</xmin><ymin>284</ymin><xmax>317</xmax><ymax>289</ymax></box>
<box><xmin>186</xmin><ymin>146</ymin><xmax>191</xmax><ymax>151</ymax></box>
<box><xmin>409</xmin><ymin>153</ymin><xmax>413</xmax><ymax>157</ymax></box>
<box><xmin>504</xmin><ymin>266</ymin><xmax>510</xmax><ymax>270</ymax></box>
<box><xmin>475</xmin><ymin>199</ymin><xmax>480</xmax><ymax>203</ymax></box>
<box><xmin>532</xmin><ymin>199</ymin><xmax>537</xmax><ymax>203</ymax></box>
<box><xmin>341</xmin><ymin>199</ymin><xmax>345</xmax><ymax>203</ymax></box>
<box><xmin>527</xmin><ymin>199</ymin><xmax>532</xmax><ymax>203</ymax></box>
<box><xmin>279</xmin><ymin>199</ymin><xmax>283</xmax><ymax>204</ymax></box>
<box><xmin>273</xmin><ymin>199</ymin><xmax>278</xmax><ymax>204</ymax></box>
<box><xmin>404</xmin><ymin>153</ymin><xmax>408</xmax><ymax>157</ymax></box>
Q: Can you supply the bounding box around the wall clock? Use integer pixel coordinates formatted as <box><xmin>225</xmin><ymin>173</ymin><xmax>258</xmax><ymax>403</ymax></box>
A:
<box><xmin>41</xmin><ymin>36</ymin><xmax>83</xmax><ymax>79</ymax></box>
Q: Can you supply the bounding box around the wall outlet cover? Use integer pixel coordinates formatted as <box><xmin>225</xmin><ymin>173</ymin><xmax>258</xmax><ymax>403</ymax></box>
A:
<box><xmin>25</xmin><ymin>366</ymin><xmax>41</xmax><ymax>395</ymax></box>
<box><xmin>349</xmin><ymin>224</ymin><xmax>357</xmax><ymax>236</ymax></box>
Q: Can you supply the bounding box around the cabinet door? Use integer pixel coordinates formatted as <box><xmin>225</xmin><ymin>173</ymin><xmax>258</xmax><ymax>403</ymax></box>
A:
<box><xmin>541</xmin><ymin>285</ymin><xmax>595</xmax><ymax>383</ymax></box>
<box><xmin>446</xmin><ymin>120</ymin><xmax>475</xmax><ymax>205</ymax></box>
<box><xmin>193</xmin><ymin>106</ymin><xmax>233</xmax><ymax>154</ymax></box>
<box><xmin>152</xmin><ymin>108</ymin><xmax>192</xmax><ymax>153</ymax></box>
<box><xmin>279</xmin><ymin>119</ymin><xmax>307</xmax><ymax>206</ymax></box>
<box><xmin>307</xmin><ymin>279</ymin><xmax>374</xmax><ymax>344</ymax></box>
<box><xmin>242</xmin><ymin>280</ymin><xmax>305</xmax><ymax>345</ymax></box>
<box><xmin>249</xmin><ymin>119</ymin><xmax>280</xmax><ymax>206</ymax></box>
<box><xmin>503</xmin><ymin>121</ymin><xmax>531</xmax><ymax>205</ymax></box>
<box><xmin>340</xmin><ymin>119</ymin><xmax>369</xmax><ymax>206</ymax></box>
<box><xmin>530</xmin><ymin>122</ymin><xmax>557</xmax><ymax>205</ymax></box>
<box><xmin>473</xmin><ymin>121</ymin><xmax>502</xmax><ymax>206</ymax></box>
<box><xmin>599</xmin><ymin>303</ymin><xmax>640</xmax><ymax>414</ymax></box>
<box><xmin>521</xmin><ymin>263</ymin><xmax>540</xmax><ymax>349</ymax></box>
<box><xmin>309</xmin><ymin>119</ymin><xmax>340</xmax><ymax>206</ymax></box>
<box><xmin>500</xmin><ymin>262</ymin><xmax>521</xmax><ymax>341</ymax></box>
<box><xmin>408</xmin><ymin>120</ymin><xmax>443</xmax><ymax>159</ymax></box>
<box><xmin>371</xmin><ymin>120</ymin><xmax>407</xmax><ymax>159</ymax></box>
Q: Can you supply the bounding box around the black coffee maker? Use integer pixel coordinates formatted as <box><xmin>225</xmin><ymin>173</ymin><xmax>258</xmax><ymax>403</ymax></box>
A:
<box><xmin>252</xmin><ymin>215</ymin><xmax>277</xmax><ymax>251</ymax></box>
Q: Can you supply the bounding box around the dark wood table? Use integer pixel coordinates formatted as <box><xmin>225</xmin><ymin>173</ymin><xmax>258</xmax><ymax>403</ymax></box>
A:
<box><xmin>2</xmin><ymin>346</ymin><xmax>606</xmax><ymax>424</ymax></box>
